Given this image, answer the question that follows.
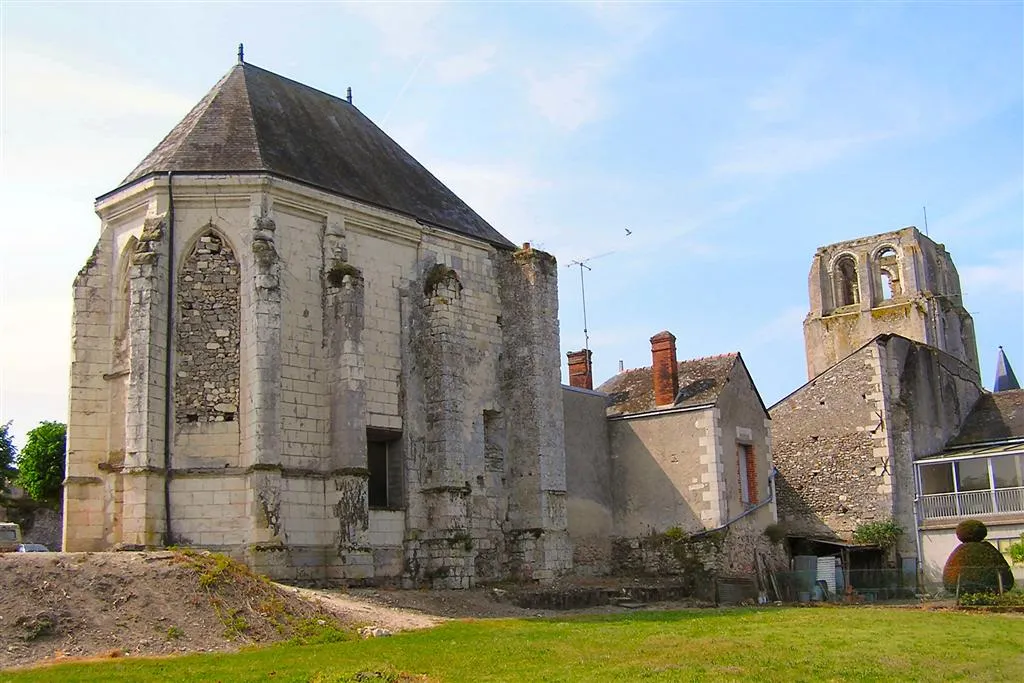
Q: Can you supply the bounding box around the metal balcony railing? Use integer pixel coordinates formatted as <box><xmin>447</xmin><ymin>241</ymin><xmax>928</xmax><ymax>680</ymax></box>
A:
<box><xmin>919</xmin><ymin>486</ymin><xmax>1024</xmax><ymax>519</ymax></box>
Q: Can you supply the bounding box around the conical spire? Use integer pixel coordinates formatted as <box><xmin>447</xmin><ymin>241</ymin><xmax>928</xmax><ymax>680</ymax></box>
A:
<box><xmin>994</xmin><ymin>346</ymin><xmax>1020</xmax><ymax>392</ymax></box>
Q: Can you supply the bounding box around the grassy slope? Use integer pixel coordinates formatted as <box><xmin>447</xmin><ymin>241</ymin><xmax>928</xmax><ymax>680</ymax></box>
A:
<box><xmin>6</xmin><ymin>607</ymin><xmax>1022</xmax><ymax>682</ymax></box>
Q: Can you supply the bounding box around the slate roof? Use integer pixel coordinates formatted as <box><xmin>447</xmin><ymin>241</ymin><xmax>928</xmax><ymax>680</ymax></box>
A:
<box><xmin>994</xmin><ymin>347</ymin><xmax>1020</xmax><ymax>392</ymax></box>
<box><xmin>597</xmin><ymin>353</ymin><xmax>740</xmax><ymax>416</ymax></box>
<box><xmin>113</xmin><ymin>62</ymin><xmax>515</xmax><ymax>249</ymax></box>
<box><xmin>947</xmin><ymin>389</ymin><xmax>1024</xmax><ymax>447</ymax></box>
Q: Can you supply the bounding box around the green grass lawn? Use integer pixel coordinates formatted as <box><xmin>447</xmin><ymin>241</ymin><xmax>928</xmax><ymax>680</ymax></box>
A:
<box><xmin>5</xmin><ymin>607</ymin><xmax>1022</xmax><ymax>682</ymax></box>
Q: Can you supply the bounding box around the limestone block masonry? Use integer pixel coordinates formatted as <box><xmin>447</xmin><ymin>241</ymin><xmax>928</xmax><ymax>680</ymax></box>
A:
<box><xmin>65</xmin><ymin>174</ymin><xmax>573</xmax><ymax>588</ymax></box>
<box><xmin>803</xmin><ymin>227</ymin><xmax>979</xmax><ymax>380</ymax></box>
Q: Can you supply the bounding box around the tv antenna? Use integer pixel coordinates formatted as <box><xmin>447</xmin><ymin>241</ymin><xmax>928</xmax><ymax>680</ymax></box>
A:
<box><xmin>566</xmin><ymin>250</ymin><xmax>616</xmax><ymax>362</ymax></box>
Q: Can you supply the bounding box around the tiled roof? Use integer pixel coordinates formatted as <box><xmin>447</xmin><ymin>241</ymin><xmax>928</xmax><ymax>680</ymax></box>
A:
<box><xmin>948</xmin><ymin>389</ymin><xmax>1024</xmax><ymax>446</ymax></box>
<box><xmin>597</xmin><ymin>353</ymin><xmax>739</xmax><ymax>416</ymax></box>
<box><xmin>115</xmin><ymin>62</ymin><xmax>515</xmax><ymax>248</ymax></box>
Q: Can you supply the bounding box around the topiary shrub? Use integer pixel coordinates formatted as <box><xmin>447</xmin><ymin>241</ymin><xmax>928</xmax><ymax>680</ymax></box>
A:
<box><xmin>955</xmin><ymin>519</ymin><xmax>987</xmax><ymax>543</ymax></box>
<box><xmin>943</xmin><ymin>520</ymin><xmax>1014</xmax><ymax>594</ymax></box>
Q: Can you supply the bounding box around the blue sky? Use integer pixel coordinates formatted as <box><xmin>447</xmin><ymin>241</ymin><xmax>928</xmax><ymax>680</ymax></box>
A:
<box><xmin>1</xmin><ymin>1</ymin><xmax>1021</xmax><ymax>445</ymax></box>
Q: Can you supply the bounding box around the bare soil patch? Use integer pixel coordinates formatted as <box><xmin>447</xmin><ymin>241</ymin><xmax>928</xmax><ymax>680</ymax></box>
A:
<box><xmin>0</xmin><ymin>552</ymin><xmax>707</xmax><ymax>671</ymax></box>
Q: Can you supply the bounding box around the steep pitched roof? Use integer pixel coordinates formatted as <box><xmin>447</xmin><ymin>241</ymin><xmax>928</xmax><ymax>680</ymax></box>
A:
<box><xmin>994</xmin><ymin>347</ymin><xmax>1020</xmax><ymax>392</ymax></box>
<box><xmin>597</xmin><ymin>353</ymin><xmax>739</xmax><ymax>416</ymax></box>
<box><xmin>947</xmin><ymin>389</ymin><xmax>1024</xmax><ymax>446</ymax></box>
<box><xmin>112</xmin><ymin>62</ymin><xmax>515</xmax><ymax>249</ymax></box>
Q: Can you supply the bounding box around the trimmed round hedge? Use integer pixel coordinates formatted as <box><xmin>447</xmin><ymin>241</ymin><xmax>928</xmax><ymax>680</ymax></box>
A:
<box><xmin>955</xmin><ymin>519</ymin><xmax>988</xmax><ymax>543</ymax></box>
<box><xmin>943</xmin><ymin>520</ymin><xmax>1014</xmax><ymax>594</ymax></box>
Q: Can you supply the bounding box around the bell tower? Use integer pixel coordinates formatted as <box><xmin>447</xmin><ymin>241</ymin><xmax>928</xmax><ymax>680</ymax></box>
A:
<box><xmin>803</xmin><ymin>226</ymin><xmax>979</xmax><ymax>379</ymax></box>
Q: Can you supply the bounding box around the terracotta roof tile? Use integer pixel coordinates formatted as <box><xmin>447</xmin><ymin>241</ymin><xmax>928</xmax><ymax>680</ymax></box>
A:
<box><xmin>596</xmin><ymin>353</ymin><xmax>738</xmax><ymax>415</ymax></box>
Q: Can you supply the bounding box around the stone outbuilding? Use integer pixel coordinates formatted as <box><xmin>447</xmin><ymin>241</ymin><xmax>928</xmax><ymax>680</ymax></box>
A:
<box><xmin>64</xmin><ymin>60</ymin><xmax>570</xmax><ymax>586</ymax></box>
<box><xmin>562</xmin><ymin>332</ymin><xmax>781</xmax><ymax>580</ymax></box>
<box><xmin>773</xmin><ymin>226</ymin><xmax>1021</xmax><ymax>591</ymax></box>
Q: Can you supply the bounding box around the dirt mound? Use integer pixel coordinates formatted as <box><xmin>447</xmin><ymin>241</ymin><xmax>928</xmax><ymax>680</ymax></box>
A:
<box><xmin>0</xmin><ymin>550</ymin><xmax>359</xmax><ymax>670</ymax></box>
<box><xmin>1</xmin><ymin>552</ymin><xmax>712</xmax><ymax>671</ymax></box>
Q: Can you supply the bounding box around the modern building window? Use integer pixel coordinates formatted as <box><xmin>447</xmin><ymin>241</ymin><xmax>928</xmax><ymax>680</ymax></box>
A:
<box><xmin>917</xmin><ymin>453</ymin><xmax>1024</xmax><ymax>519</ymax></box>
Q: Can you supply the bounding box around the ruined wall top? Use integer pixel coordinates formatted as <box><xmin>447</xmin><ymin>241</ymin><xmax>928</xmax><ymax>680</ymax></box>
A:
<box><xmin>803</xmin><ymin>226</ymin><xmax>979</xmax><ymax>379</ymax></box>
<box><xmin>808</xmin><ymin>226</ymin><xmax>962</xmax><ymax>315</ymax></box>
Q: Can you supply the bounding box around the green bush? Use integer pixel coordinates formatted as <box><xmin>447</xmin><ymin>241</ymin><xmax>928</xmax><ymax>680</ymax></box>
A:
<box><xmin>955</xmin><ymin>519</ymin><xmax>988</xmax><ymax>543</ymax></box>
<box><xmin>1007</xmin><ymin>533</ymin><xmax>1024</xmax><ymax>566</ymax></box>
<box><xmin>943</xmin><ymin>539</ymin><xmax>1014</xmax><ymax>594</ymax></box>
<box><xmin>958</xmin><ymin>590</ymin><xmax>1024</xmax><ymax>607</ymax></box>
<box><xmin>852</xmin><ymin>519</ymin><xmax>902</xmax><ymax>549</ymax></box>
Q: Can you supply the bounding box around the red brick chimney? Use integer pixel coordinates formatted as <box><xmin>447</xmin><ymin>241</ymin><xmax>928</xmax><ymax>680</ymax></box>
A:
<box><xmin>567</xmin><ymin>349</ymin><xmax>593</xmax><ymax>390</ymax></box>
<box><xmin>650</xmin><ymin>331</ymin><xmax>679</xmax><ymax>407</ymax></box>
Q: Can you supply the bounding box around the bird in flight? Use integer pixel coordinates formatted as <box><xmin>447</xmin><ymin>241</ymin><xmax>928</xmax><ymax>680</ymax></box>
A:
<box><xmin>625</xmin><ymin>228</ymin><xmax>632</xmax><ymax>236</ymax></box>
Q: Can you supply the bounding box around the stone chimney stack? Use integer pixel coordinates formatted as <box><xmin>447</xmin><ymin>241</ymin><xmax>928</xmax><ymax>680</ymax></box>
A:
<box><xmin>650</xmin><ymin>331</ymin><xmax>679</xmax><ymax>407</ymax></box>
<box><xmin>566</xmin><ymin>349</ymin><xmax>593</xmax><ymax>390</ymax></box>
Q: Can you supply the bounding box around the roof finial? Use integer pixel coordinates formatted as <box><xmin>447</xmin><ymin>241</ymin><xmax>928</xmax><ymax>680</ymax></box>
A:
<box><xmin>346</xmin><ymin>86</ymin><xmax>352</xmax><ymax>104</ymax></box>
<box><xmin>238</xmin><ymin>43</ymin><xmax>244</xmax><ymax>64</ymax></box>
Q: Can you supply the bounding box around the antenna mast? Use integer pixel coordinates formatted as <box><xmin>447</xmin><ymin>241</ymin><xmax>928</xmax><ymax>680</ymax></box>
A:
<box><xmin>566</xmin><ymin>250</ymin><xmax>615</xmax><ymax>376</ymax></box>
<box><xmin>923</xmin><ymin>206</ymin><xmax>929</xmax><ymax>236</ymax></box>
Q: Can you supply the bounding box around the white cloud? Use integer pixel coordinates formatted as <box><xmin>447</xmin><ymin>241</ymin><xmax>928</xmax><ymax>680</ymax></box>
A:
<box><xmin>961</xmin><ymin>251</ymin><xmax>1024</xmax><ymax>294</ymax></box>
<box><xmin>433</xmin><ymin>44</ymin><xmax>497</xmax><ymax>84</ymax></box>
<box><xmin>712</xmin><ymin>131</ymin><xmax>894</xmax><ymax>177</ymax></box>
<box><xmin>521</xmin><ymin>2</ymin><xmax>663</xmax><ymax>132</ymax></box>
<box><xmin>1</xmin><ymin>44</ymin><xmax>192</xmax><ymax>181</ymax></box>
<box><xmin>0</xmin><ymin>44</ymin><xmax>190</xmax><ymax>445</ymax></box>
<box><xmin>525</xmin><ymin>62</ymin><xmax>608</xmax><ymax>132</ymax></box>
<box><xmin>934</xmin><ymin>177</ymin><xmax>1024</xmax><ymax>237</ymax></box>
<box><xmin>745</xmin><ymin>305</ymin><xmax>807</xmax><ymax>348</ymax></box>
<box><xmin>3</xmin><ymin>47</ymin><xmax>191</xmax><ymax>117</ymax></box>
<box><xmin>432</xmin><ymin>161</ymin><xmax>551</xmax><ymax>235</ymax></box>
<box><xmin>341</xmin><ymin>2</ymin><xmax>446</xmax><ymax>61</ymax></box>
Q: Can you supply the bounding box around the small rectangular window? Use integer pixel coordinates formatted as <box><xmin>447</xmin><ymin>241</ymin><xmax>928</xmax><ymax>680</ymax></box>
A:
<box><xmin>367</xmin><ymin>432</ymin><xmax>403</xmax><ymax>510</ymax></box>
<box><xmin>368</xmin><ymin>441</ymin><xmax>389</xmax><ymax>508</ymax></box>
<box><xmin>738</xmin><ymin>443</ymin><xmax>757</xmax><ymax>506</ymax></box>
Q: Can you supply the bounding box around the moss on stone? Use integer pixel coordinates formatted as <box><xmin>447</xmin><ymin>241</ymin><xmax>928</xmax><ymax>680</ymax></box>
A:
<box><xmin>423</xmin><ymin>263</ymin><xmax>461</xmax><ymax>296</ymax></box>
<box><xmin>326</xmin><ymin>261</ymin><xmax>363</xmax><ymax>287</ymax></box>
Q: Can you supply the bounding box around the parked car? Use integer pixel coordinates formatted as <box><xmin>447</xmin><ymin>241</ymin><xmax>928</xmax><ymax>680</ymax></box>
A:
<box><xmin>16</xmin><ymin>543</ymin><xmax>49</xmax><ymax>552</ymax></box>
<box><xmin>0</xmin><ymin>522</ymin><xmax>22</xmax><ymax>552</ymax></box>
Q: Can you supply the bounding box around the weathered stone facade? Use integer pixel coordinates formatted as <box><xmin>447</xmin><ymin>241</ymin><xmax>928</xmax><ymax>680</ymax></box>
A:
<box><xmin>803</xmin><ymin>227</ymin><xmax>979</xmax><ymax>380</ymax></box>
<box><xmin>776</xmin><ymin>228</ymin><xmax>985</xmax><ymax>570</ymax></box>
<box><xmin>64</xmin><ymin>61</ymin><xmax>572</xmax><ymax>587</ymax></box>
<box><xmin>562</xmin><ymin>343</ymin><xmax>784</xmax><ymax>581</ymax></box>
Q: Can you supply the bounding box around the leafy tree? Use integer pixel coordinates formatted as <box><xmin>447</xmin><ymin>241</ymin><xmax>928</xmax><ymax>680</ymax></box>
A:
<box><xmin>16</xmin><ymin>421</ymin><xmax>66</xmax><ymax>503</ymax></box>
<box><xmin>0</xmin><ymin>421</ymin><xmax>16</xmax><ymax>494</ymax></box>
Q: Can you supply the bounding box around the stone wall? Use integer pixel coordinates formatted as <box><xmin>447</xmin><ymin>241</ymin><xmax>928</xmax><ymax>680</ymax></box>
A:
<box><xmin>715</xmin><ymin>359</ymin><xmax>774</xmax><ymax>524</ymax></box>
<box><xmin>175</xmin><ymin>230</ymin><xmax>240</xmax><ymax>424</ymax></box>
<box><xmin>610</xmin><ymin>514</ymin><xmax>785</xmax><ymax>594</ymax></box>
<box><xmin>774</xmin><ymin>334</ymin><xmax>983</xmax><ymax>561</ymax></box>
<box><xmin>803</xmin><ymin>226</ymin><xmax>979</xmax><ymax>379</ymax></box>
<box><xmin>68</xmin><ymin>174</ymin><xmax>575</xmax><ymax>587</ymax></box>
<box><xmin>496</xmin><ymin>245</ymin><xmax>572</xmax><ymax>582</ymax></box>
<box><xmin>878</xmin><ymin>336</ymin><xmax>982</xmax><ymax>557</ymax></box>
<box><xmin>609</xmin><ymin>407</ymin><xmax>713</xmax><ymax>537</ymax></box>
<box><xmin>771</xmin><ymin>345</ymin><xmax>882</xmax><ymax>540</ymax></box>
<box><xmin>562</xmin><ymin>385</ymin><xmax>613</xmax><ymax>575</ymax></box>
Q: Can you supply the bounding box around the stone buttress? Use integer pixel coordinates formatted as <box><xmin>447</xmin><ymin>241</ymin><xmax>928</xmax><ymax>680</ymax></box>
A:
<box><xmin>497</xmin><ymin>245</ymin><xmax>572</xmax><ymax>581</ymax></box>
<box><xmin>244</xmin><ymin>210</ymin><xmax>287</xmax><ymax>573</ymax></box>
<box><xmin>323</xmin><ymin>221</ymin><xmax>373</xmax><ymax>579</ymax></box>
